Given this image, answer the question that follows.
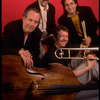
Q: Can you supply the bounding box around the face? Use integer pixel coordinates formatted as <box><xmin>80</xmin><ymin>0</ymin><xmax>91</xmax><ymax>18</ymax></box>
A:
<box><xmin>64</xmin><ymin>0</ymin><xmax>77</xmax><ymax>15</ymax></box>
<box><xmin>55</xmin><ymin>30</ymin><xmax>69</xmax><ymax>48</ymax></box>
<box><xmin>22</xmin><ymin>10</ymin><xmax>40</xmax><ymax>34</ymax></box>
<box><xmin>39</xmin><ymin>0</ymin><xmax>50</xmax><ymax>7</ymax></box>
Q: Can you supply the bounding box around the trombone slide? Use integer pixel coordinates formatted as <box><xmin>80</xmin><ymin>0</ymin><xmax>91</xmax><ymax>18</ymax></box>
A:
<box><xmin>54</xmin><ymin>47</ymin><xmax>99</xmax><ymax>60</ymax></box>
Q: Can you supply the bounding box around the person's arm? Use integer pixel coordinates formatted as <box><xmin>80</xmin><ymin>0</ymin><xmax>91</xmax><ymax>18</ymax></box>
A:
<box><xmin>82</xmin><ymin>6</ymin><xmax>99</xmax><ymax>46</ymax></box>
<box><xmin>2</xmin><ymin>22</ymin><xmax>21</xmax><ymax>55</ymax></box>
<box><xmin>82</xmin><ymin>36</ymin><xmax>92</xmax><ymax>47</ymax></box>
<box><xmin>46</xmin><ymin>4</ymin><xmax>56</xmax><ymax>36</ymax></box>
<box><xmin>19</xmin><ymin>48</ymin><xmax>33</xmax><ymax>68</ymax></box>
<box><xmin>73</xmin><ymin>54</ymin><xmax>97</xmax><ymax>77</ymax></box>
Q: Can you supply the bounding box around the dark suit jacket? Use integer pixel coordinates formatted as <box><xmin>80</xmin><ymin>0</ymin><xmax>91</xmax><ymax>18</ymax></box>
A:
<box><xmin>58</xmin><ymin>6</ymin><xmax>99</xmax><ymax>47</ymax></box>
<box><xmin>2</xmin><ymin>19</ymin><xmax>42</xmax><ymax>67</ymax></box>
<box><xmin>26</xmin><ymin>1</ymin><xmax>56</xmax><ymax>36</ymax></box>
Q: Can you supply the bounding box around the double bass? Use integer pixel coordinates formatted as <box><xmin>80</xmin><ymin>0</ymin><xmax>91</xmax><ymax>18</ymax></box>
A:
<box><xmin>2</xmin><ymin>55</ymin><xmax>99</xmax><ymax>100</ymax></box>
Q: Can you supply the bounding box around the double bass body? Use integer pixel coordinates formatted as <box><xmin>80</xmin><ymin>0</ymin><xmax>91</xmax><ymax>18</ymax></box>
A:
<box><xmin>2</xmin><ymin>55</ymin><xmax>82</xmax><ymax>100</ymax></box>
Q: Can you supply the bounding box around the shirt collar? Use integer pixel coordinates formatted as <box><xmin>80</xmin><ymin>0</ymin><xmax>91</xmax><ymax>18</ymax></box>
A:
<box><xmin>67</xmin><ymin>11</ymin><xmax>79</xmax><ymax>18</ymax></box>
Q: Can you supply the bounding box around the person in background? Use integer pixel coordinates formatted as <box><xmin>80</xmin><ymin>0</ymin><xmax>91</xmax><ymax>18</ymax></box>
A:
<box><xmin>2</xmin><ymin>7</ymin><xmax>42</xmax><ymax>68</ymax></box>
<box><xmin>42</xmin><ymin>25</ymin><xmax>99</xmax><ymax>85</ymax></box>
<box><xmin>26</xmin><ymin>0</ymin><xmax>56</xmax><ymax>59</ymax></box>
<box><xmin>58</xmin><ymin>0</ymin><xmax>99</xmax><ymax>48</ymax></box>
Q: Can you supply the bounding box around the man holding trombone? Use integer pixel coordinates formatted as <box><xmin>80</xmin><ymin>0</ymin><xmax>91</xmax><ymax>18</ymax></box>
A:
<box><xmin>42</xmin><ymin>25</ymin><xmax>99</xmax><ymax>85</ymax></box>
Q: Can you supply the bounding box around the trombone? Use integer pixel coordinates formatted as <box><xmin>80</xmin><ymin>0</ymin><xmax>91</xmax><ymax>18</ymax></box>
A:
<box><xmin>54</xmin><ymin>47</ymin><xmax>99</xmax><ymax>60</ymax></box>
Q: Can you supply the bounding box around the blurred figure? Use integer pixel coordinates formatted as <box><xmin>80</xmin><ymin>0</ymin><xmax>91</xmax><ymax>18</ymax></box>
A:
<box><xmin>26</xmin><ymin>0</ymin><xmax>56</xmax><ymax>59</ymax></box>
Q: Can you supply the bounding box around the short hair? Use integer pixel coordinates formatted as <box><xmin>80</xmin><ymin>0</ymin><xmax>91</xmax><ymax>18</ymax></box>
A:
<box><xmin>61</xmin><ymin>0</ymin><xmax>77</xmax><ymax>6</ymax></box>
<box><xmin>23</xmin><ymin>7</ymin><xmax>40</xmax><ymax>18</ymax></box>
<box><xmin>54</xmin><ymin>25</ymin><xmax>69</xmax><ymax>38</ymax></box>
<box><xmin>61</xmin><ymin>0</ymin><xmax>79</xmax><ymax>13</ymax></box>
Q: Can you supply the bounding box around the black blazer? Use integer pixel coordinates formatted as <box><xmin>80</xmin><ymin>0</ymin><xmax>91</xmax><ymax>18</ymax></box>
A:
<box><xmin>58</xmin><ymin>6</ymin><xmax>99</xmax><ymax>46</ymax></box>
<box><xmin>2</xmin><ymin>20</ymin><xmax>42</xmax><ymax>67</ymax></box>
<box><xmin>26</xmin><ymin>1</ymin><xmax>56</xmax><ymax>35</ymax></box>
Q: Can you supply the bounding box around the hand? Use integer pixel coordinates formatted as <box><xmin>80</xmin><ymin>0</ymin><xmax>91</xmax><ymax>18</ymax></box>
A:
<box><xmin>19</xmin><ymin>48</ymin><xmax>32</xmax><ymax>59</ymax></box>
<box><xmin>21</xmin><ymin>55</ymin><xmax>34</xmax><ymax>69</ymax></box>
<box><xmin>80</xmin><ymin>43</ymin><xmax>90</xmax><ymax>54</ymax></box>
<box><xmin>82</xmin><ymin>36</ymin><xmax>92</xmax><ymax>47</ymax></box>
<box><xmin>86</xmin><ymin>54</ymin><xmax>97</xmax><ymax>70</ymax></box>
<box><xmin>19</xmin><ymin>48</ymin><xmax>33</xmax><ymax>68</ymax></box>
<box><xmin>80</xmin><ymin>43</ymin><xmax>88</xmax><ymax>48</ymax></box>
<box><xmin>41</xmin><ymin>34</ymin><xmax>54</xmax><ymax>43</ymax></box>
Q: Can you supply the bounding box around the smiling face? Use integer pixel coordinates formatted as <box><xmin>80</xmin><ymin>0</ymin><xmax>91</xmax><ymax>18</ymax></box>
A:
<box><xmin>22</xmin><ymin>10</ymin><xmax>40</xmax><ymax>34</ymax></box>
<box><xmin>64</xmin><ymin>0</ymin><xmax>77</xmax><ymax>15</ymax></box>
<box><xmin>55</xmin><ymin>30</ymin><xmax>69</xmax><ymax>48</ymax></box>
<box><xmin>39</xmin><ymin>0</ymin><xmax>50</xmax><ymax>7</ymax></box>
